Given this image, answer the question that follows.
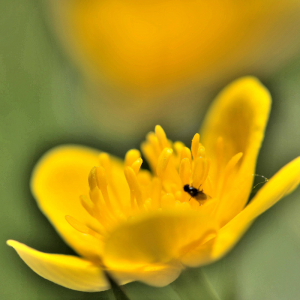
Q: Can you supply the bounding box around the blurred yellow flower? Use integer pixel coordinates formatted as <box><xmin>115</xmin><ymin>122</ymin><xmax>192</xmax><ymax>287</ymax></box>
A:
<box><xmin>48</xmin><ymin>0</ymin><xmax>300</xmax><ymax>96</ymax></box>
<box><xmin>7</xmin><ymin>77</ymin><xmax>300</xmax><ymax>291</ymax></box>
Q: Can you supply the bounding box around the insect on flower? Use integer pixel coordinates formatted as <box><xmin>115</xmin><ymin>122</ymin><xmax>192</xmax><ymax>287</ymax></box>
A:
<box><xmin>183</xmin><ymin>184</ymin><xmax>211</xmax><ymax>204</ymax></box>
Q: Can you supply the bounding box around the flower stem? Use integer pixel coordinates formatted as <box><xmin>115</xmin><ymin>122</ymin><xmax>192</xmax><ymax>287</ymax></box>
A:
<box><xmin>200</xmin><ymin>270</ymin><xmax>221</xmax><ymax>300</ymax></box>
<box><xmin>104</xmin><ymin>271</ymin><xmax>131</xmax><ymax>300</ymax></box>
<box><xmin>171</xmin><ymin>268</ymin><xmax>221</xmax><ymax>300</ymax></box>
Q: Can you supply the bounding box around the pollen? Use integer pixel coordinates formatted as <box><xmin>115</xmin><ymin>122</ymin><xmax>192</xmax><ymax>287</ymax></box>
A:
<box><xmin>66</xmin><ymin>126</ymin><xmax>243</xmax><ymax>239</ymax></box>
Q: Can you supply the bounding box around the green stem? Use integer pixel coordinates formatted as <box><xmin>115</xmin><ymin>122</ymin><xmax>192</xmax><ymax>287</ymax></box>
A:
<box><xmin>200</xmin><ymin>270</ymin><xmax>221</xmax><ymax>300</ymax></box>
<box><xmin>171</xmin><ymin>268</ymin><xmax>221</xmax><ymax>300</ymax></box>
<box><xmin>104</xmin><ymin>271</ymin><xmax>131</xmax><ymax>300</ymax></box>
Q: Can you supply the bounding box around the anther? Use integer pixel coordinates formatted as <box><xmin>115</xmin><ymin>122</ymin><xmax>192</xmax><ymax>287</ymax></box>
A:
<box><xmin>125</xmin><ymin>149</ymin><xmax>141</xmax><ymax>167</ymax></box>
<box><xmin>99</xmin><ymin>153</ymin><xmax>111</xmax><ymax>173</ymax></box>
<box><xmin>174</xmin><ymin>141</ymin><xmax>185</xmax><ymax>156</ymax></box>
<box><xmin>124</xmin><ymin>166</ymin><xmax>143</xmax><ymax>209</ymax></box>
<box><xmin>179</xmin><ymin>158</ymin><xmax>192</xmax><ymax>186</ymax></box>
<box><xmin>155</xmin><ymin>125</ymin><xmax>169</xmax><ymax>149</ymax></box>
<box><xmin>132</xmin><ymin>158</ymin><xmax>143</xmax><ymax>174</ymax></box>
<box><xmin>88</xmin><ymin>167</ymin><xmax>98</xmax><ymax>190</ymax></box>
<box><xmin>147</xmin><ymin>133</ymin><xmax>161</xmax><ymax>156</ymax></box>
<box><xmin>156</xmin><ymin>148</ymin><xmax>173</xmax><ymax>177</ymax></box>
<box><xmin>95</xmin><ymin>166</ymin><xmax>112</xmax><ymax>210</ymax></box>
<box><xmin>191</xmin><ymin>133</ymin><xmax>200</xmax><ymax>160</ymax></box>
<box><xmin>141</xmin><ymin>142</ymin><xmax>157</xmax><ymax>171</ymax></box>
<box><xmin>180</xmin><ymin>147</ymin><xmax>192</xmax><ymax>164</ymax></box>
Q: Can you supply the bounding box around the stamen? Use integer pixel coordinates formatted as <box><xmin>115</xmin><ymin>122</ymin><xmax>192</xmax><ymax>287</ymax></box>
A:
<box><xmin>98</xmin><ymin>153</ymin><xmax>123</xmax><ymax>208</ymax></box>
<box><xmin>179</xmin><ymin>158</ymin><xmax>192</xmax><ymax>186</ymax></box>
<box><xmin>125</xmin><ymin>149</ymin><xmax>141</xmax><ymax>167</ymax></box>
<box><xmin>174</xmin><ymin>141</ymin><xmax>185</xmax><ymax>157</ymax></box>
<box><xmin>151</xmin><ymin>177</ymin><xmax>162</xmax><ymax>209</ymax></box>
<box><xmin>88</xmin><ymin>166</ymin><xmax>98</xmax><ymax>191</ymax></box>
<box><xmin>80</xmin><ymin>195</ymin><xmax>96</xmax><ymax>218</ymax></box>
<box><xmin>143</xmin><ymin>198</ymin><xmax>152</xmax><ymax>211</ymax></box>
<box><xmin>88</xmin><ymin>168</ymin><xmax>106</xmax><ymax>215</ymax></box>
<box><xmin>147</xmin><ymin>132</ymin><xmax>161</xmax><ymax>156</ymax></box>
<box><xmin>99</xmin><ymin>153</ymin><xmax>112</xmax><ymax>174</ymax></box>
<box><xmin>155</xmin><ymin>125</ymin><xmax>169</xmax><ymax>149</ymax></box>
<box><xmin>132</xmin><ymin>158</ymin><xmax>143</xmax><ymax>174</ymax></box>
<box><xmin>191</xmin><ymin>133</ymin><xmax>200</xmax><ymax>160</ymax></box>
<box><xmin>196</xmin><ymin>143</ymin><xmax>206</xmax><ymax>158</ymax></box>
<box><xmin>124</xmin><ymin>166</ymin><xmax>143</xmax><ymax>209</ymax></box>
<box><xmin>86</xmin><ymin>167</ymin><xmax>117</xmax><ymax>226</ymax></box>
<box><xmin>141</xmin><ymin>142</ymin><xmax>157</xmax><ymax>171</ymax></box>
<box><xmin>65</xmin><ymin>215</ymin><xmax>98</xmax><ymax>238</ymax></box>
<box><xmin>192</xmin><ymin>156</ymin><xmax>209</xmax><ymax>188</ymax></box>
<box><xmin>180</xmin><ymin>147</ymin><xmax>192</xmax><ymax>164</ymax></box>
<box><xmin>81</xmin><ymin>126</ymin><xmax>252</xmax><ymax>237</ymax></box>
<box><xmin>137</xmin><ymin>170</ymin><xmax>152</xmax><ymax>186</ymax></box>
<box><xmin>84</xmin><ymin>221</ymin><xmax>106</xmax><ymax>238</ymax></box>
<box><xmin>156</xmin><ymin>148</ymin><xmax>173</xmax><ymax>177</ymax></box>
<box><xmin>95</xmin><ymin>166</ymin><xmax>112</xmax><ymax>211</ymax></box>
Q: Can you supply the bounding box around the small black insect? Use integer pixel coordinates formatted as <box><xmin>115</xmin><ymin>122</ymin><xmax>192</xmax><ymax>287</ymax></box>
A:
<box><xmin>183</xmin><ymin>184</ymin><xmax>209</xmax><ymax>202</ymax></box>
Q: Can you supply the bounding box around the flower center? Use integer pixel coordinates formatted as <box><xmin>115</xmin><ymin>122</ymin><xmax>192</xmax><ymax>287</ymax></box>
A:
<box><xmin>65</xmin><ymin>125</ymin><xmax>243</xmax><ymax>240</ymax></box>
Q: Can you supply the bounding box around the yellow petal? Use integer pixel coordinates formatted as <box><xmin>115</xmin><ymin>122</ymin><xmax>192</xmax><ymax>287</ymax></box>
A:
<box><xmin>31</xmin><ymin>145</ymin><xmax>102</xmax><ymax>258</ymax></box>
<box><xmin>8</xmin><ymin>240</ymin><xmax>177</xmax><ymax>289</ymax></box>
<box><xmin>7</xmin><ymin>240</ymin><xmax>108</xmax><ymax>292</ymax></box>
<box><xmin>182</xmin><ymin>157</ymin><xmax>300</xmax><ymax>267</ymax></box>
<box><xmin>103</xmin><ymin>209</ymin><xmax>217</xmax><ymax>269</ymax></box>
<box><xmin>115</xmin><ymin>263</ymin><xmax>183</xmax><ymax>287</ymax></box>
<box><xmin>201</xmin><ymin>77</ymin><xmax>271</xmax><ymax>224</ymax></box>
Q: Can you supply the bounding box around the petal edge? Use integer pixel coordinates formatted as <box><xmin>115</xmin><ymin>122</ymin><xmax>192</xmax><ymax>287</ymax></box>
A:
<box><xmin>213</xmin><ymin>157</ymin><xmax>300</xmax><ymax>260</ymax></box>
<box><xmin>201</xmin><ymin>77</ymin><xmax>271</xmax><ymax>224</ymax></box>
<box><xmin>7</xmin><ymin>240</ymin><xmax>108</xmax><ymax>292</ymax></box>
<box><xmin>31</xmin><ymin>145</ymin><xmax>102</xmax><ymax>259</ymax></box>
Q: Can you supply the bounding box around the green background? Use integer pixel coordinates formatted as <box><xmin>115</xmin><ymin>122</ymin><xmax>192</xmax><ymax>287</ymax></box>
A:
<box><xmin>1</xmin><ymin>1</ymin><xmax>300</xmax><ymax>299</ymax></box>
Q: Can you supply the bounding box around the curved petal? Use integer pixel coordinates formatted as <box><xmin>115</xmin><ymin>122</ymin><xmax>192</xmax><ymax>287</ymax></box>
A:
<box><xmin>103</xmin><ymin>209</ymin><xmax>217</xmax><ymax>270</ymax></box>
<box><xmin>182</xmin><ymin>157</ymin><xmax>300</xmax><ymax>267</ymax></box>
<box><xmin>200</xmin><ymin>77</ymin><xmax>271</xmax><ymax>225</ymax></box>
<box><xmin>180</xmin><ymin>238</ymin><xmax>215</xmax><ymax>268</ymax></box>
<box><xmin>7</xmin><ymin>240</ymin><xmax>108</xmax><ymax>292</ymax></box>
<box><xmin>114</xmin><ymin>263</ymin><xmax>183</xmax><ymax>287</ymax></box>
<box><xmin>31</xmin><ymin>145</ymin><xmax>102</xmax><ymax>258</ymax></box>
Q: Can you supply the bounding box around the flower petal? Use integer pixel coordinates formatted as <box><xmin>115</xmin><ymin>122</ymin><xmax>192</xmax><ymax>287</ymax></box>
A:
<box><xmin>103</xmin><ymin>209</ymin><xmax>217</xmax><ymax>270</ymax></box>
<box><xmin>31</xmin><ymin>145</ymin><xmax>102</xmax><ymax>258</ymax></box>
<box><xmin>200</xmin><ymin>77</ymin><xmax>271</xmax><ymax>224</ymax></box>
<box><xmin>182</xmin><ymin>157</ymin><xmax>300</xmax><ymax>267</ymax></box>
<box><xmin>115</xmin><ymin>263</ymin><xmax>183</xmax><ymax>287</ymax></box>
<box><xmin>7</xmin><ymin>240</ymin><xmax>108</xmax><ymax>292</ymax></box>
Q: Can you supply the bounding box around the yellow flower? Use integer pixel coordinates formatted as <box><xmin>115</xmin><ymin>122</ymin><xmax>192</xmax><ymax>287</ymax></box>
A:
<box><xmin>48</xmin><ymin>0</ymin><xmax>300</xmax><ymax>96</ymax></box>
<box><xmin>7</xmin><ymin>77</ymin><xmax>300</xmax><ymax>292</ymax></box>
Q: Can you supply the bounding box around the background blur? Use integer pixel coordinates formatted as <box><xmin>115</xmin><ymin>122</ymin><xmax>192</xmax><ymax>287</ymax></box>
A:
<box><xmin>1</xmin><ymin>1</ymin><xmax>300</xmax><ymax>299</ymax></box>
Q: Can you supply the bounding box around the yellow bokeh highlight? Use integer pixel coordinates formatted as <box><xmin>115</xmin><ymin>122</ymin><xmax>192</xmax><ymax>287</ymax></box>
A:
<box><xmin>49</xmin><ymin>0</ymin><xmax>300</xmax><ymax>96</ymax></box>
